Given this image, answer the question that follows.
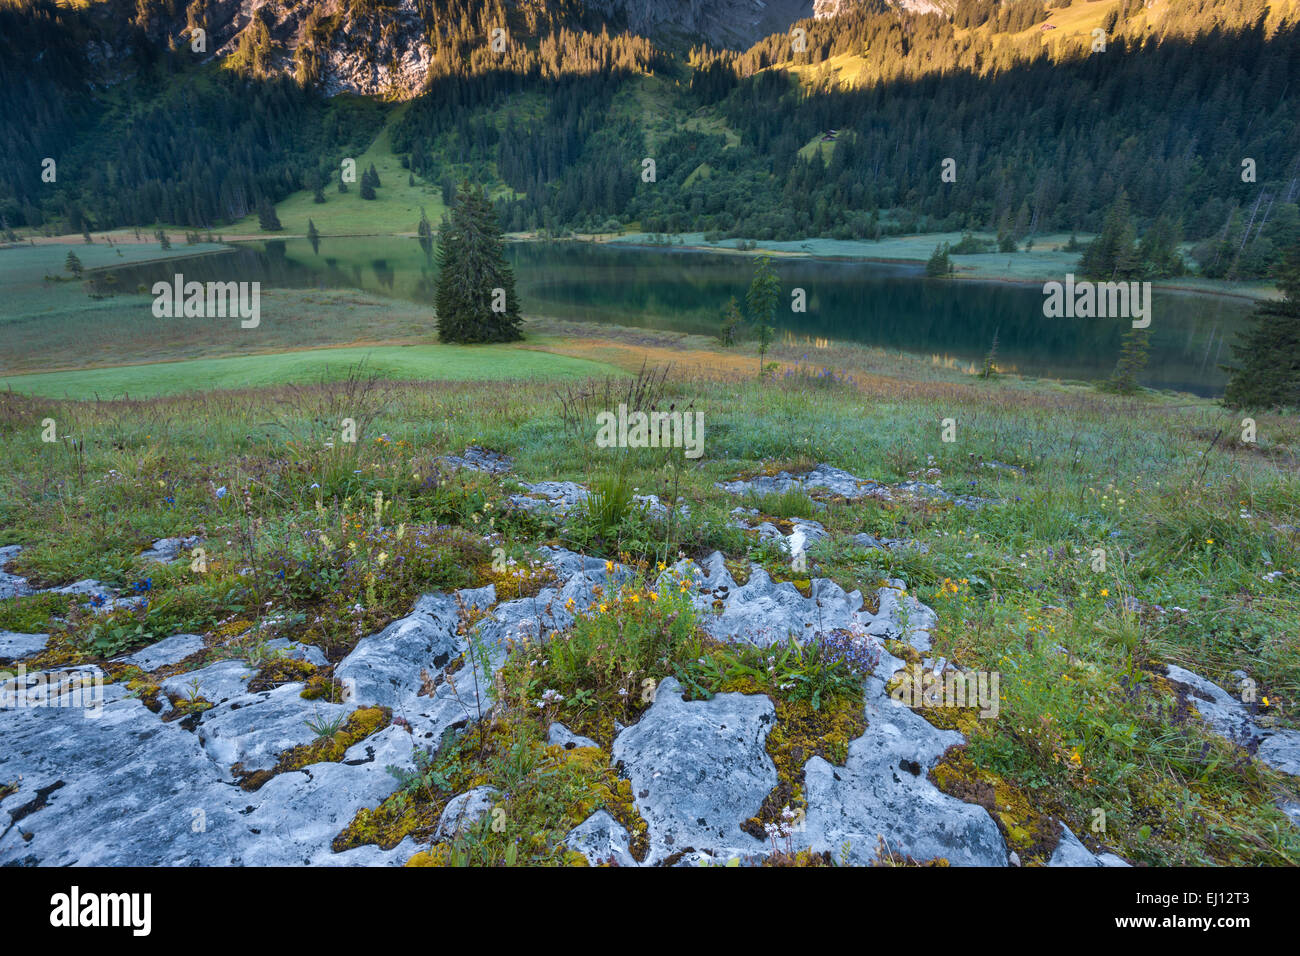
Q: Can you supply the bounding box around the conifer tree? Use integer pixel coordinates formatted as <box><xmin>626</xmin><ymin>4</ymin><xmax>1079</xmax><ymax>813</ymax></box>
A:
<box><xmin>435</xmin><ymin>181</ymin><xmax>523</xmax><ymax>343</ymax></box>
<box><xmin>307</xmin><ymin>218</ymin><xmax>320</xmax><ymax>254</ymax></box>
<box><xmin>1223</xmin><ymin>242</ymin><xmax>1300</xmax><ymax>410</ymax></box>
<box><xmin>926</xmin><ymin>243</ymin><xmax>952</xmax><ymax>276</ymax></box>
<box><xmin>746</xmin><ymin>255</ymin><xmax>780</xmax><ymax>375</ymax></box>
<box><xmin>1109</xmin><ymin>325</ymin><xmax>1149</xmax><ymax>394</ymax></box>
<box><xmin>257</xmin><ymin>199</ymin><xmax>282</xmax><ymax>231</ymax></box>
<box><xmin>720</xmin><ymin>295</ymin><xmax>744</xmax><ymax>346</ymax></box>
<box><xmin>417</xmin><ymin>206</ymin><xmax>433</xmax><ymax>256</ymax></box>
<box><xmin>1081</xmin><ymin>193</ymin><xmax>1139</xmax><ymax>280</ymax></box>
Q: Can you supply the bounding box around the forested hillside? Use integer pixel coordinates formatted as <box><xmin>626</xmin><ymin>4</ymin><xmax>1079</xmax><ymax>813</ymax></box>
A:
<box><xmin>2</xmin><ymin>0</ymin><xmax>1297</xmax><ymax>279</ymax></box>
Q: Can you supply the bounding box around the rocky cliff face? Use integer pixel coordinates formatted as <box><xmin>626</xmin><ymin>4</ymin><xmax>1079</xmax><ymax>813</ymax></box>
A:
<box><xmin>586</xmin><ymin>0</ymin><xmax>814</xmax><ymax>48</ymax></box>
<box><xmin>814</xmin><ymin>0</ymin><xmax>946</xmax><ymax>18</ymax></box>
<box><xmin>184</xmin><ymin>0</ymin><xmax>434</xmax><ymax>98</ymax></box>
<box><xmin>136</xmin><ymin>0</ymin><xmax>948</xmax><ymax>98</ymax></box>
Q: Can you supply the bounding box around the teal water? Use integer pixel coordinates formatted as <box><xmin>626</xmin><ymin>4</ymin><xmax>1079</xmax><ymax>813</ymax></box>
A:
<box><xmin>108</xmin><ymin>237</ymin><xmax>1255</xmax><ymax>396</ymax></box>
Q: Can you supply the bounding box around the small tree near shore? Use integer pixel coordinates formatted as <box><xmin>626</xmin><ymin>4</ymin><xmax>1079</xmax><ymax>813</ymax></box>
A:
<box><xmin>746</xmin><ymin>255</ymin><xmax>780</xmax><ymax>375</ymax></box>
<box><xmin>435</xmin><ymin>181</ymin><xmax>523</xmax><ymax>343</ymax></box>
<box><xmin>1223</xmin><ymin>241</ymin><xmax>1300</xmax><ymax>410</ymax></box>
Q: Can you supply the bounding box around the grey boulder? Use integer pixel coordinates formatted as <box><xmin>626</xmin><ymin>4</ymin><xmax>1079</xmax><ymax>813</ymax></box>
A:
<box><xmin>611</xmin><ymin>677</ymin><xmax>775</xmax><ymax>864</ymax></box>
<box><xmin>437</xmin><ymin>786</ymin><xmax>500</xmax><ymax>839</ymax></box>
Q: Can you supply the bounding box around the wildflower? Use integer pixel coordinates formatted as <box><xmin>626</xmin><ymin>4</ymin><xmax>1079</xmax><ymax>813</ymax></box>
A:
<box><xmin>1100</xmin><ymin>589</ymin><xmax>1109</xmax><ymax>597</ymax></box>
<box><xmin>605</xmin><ymin>560</ymin><xmax>614</xmax><ymax>572</ymax></box>
<box><xmin>215</xmin><ymin>486</ymin><xmax>228</xmax><ymax>499</ymax></box>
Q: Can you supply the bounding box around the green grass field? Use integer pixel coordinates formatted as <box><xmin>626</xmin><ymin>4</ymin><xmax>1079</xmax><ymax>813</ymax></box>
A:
<box><xmin>0</xmin><ymin>344</ymin><xmax>615</xmax><ymax>399</ymax></box>
<box><xmin>227</xmin><ymin>108</ymin><xmax>450</xmax><ymax>238</ymax></box>
<box><xmin>0</xmin><ymin>241</ymin><xmax>229</xmax><ymax>327</ymax></box>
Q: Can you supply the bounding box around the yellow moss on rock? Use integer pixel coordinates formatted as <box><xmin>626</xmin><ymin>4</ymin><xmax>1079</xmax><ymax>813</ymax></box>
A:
<box><xmin>718</xmin><ymin>673</ymin><xmax>866</xmax><ymax>843</ymax></box>
<box><xmin>928</xmin><ymin>746</ymin><xmax>1061</xmax><ymax>865</ymax></box>
<box><xmin>237</xmin><ymin>706</ymin><xmax>391</xmax><ymax>791</ymax></box>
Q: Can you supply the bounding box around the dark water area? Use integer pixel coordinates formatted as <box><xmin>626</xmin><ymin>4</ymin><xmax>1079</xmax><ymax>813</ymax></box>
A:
<box><xmin>111</xmin><ymin>238</ymin><xmax>1256</xmax><ymax>396</ymax></box>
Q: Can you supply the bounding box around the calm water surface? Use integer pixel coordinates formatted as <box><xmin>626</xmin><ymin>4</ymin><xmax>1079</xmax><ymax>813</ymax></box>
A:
<box><xmin>112</xmin><ymin>238</ymin><xmax>1255</xmax><ymax>396</ymax></box>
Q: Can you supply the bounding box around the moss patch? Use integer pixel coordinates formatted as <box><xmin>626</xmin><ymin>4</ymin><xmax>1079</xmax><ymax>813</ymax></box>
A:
<box><xmin>336</xmin><ymin>713</ymin><xmax>650</xmax><ymax>866</ymax></box>
<box><xmin>929</xmin><ymin>745</ymin><xmax>1061</xmax><ymax>865</ymax></box>
<box><xmin>0</xmin><ymin>592</ymin><xmax>73</xmax><ymax>633</ymax></box>
<box><xmin>236</xmin><ymin>706</ymin><xmax>391</xmax><ymax>791</ymax></box>
<box><xmin>715</xmin><ymin>674</ymin><xmax>866</xmax><ymax>844</ymax></box>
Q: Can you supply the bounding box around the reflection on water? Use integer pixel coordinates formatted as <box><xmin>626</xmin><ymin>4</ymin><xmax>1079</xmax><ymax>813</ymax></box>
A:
<box><xmin>108</xmin><ymin>238</ymin><xmax>1255</xmax><ymax>396</ymax></box>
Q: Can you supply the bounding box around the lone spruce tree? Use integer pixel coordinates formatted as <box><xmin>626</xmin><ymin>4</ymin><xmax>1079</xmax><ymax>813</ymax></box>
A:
<box><xmin>435</xmin><ymin>181</ymin><xmax>523</xmax><ymax>343</ymax></box>
<box><xmin>1109</xmin><ymin>325</ymin><xmax>1149</xmax><ymax>394</ymax></box>
<box><xmin>1223</xmin><ymin>241</ymin><xmax>1300</xmax><ymax>410</ymax></box>
<box><xmin>746</xmin><ymin>255</ymin><xmax>780</xmax><ymax>375</ymax></box>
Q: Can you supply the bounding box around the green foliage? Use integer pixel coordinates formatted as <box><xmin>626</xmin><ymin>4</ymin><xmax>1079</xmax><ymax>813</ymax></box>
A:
<box><xmin>435</xmin><ymin>181</ymin><xmax>523</xmax><ymax>344</ymax></box>
<box><xmin>683</xmin><ymin>636</ymin><xmax>868</xmax><ymax>713</ymax></box>
<box><xmin>746</xmin><ymin>255</ymin><xmax>780</xmax><ymax>374</ymax></box>
<box><xmin>719</xmin><ymin>295</ymin><xmax>744</xmax><ymax>346</ymax></box>
<box><xmin>1223</xmin><ymin>242</ymin><xmax>1300</xmax><ymax>410</ymax></box>
<box><xmin>1080</xmin><ymin>193</ymin><xmax>1141</xmax><ymax>280</ymax></box>
<box><xmin>1109</xmin><ymin>326</ymin><xmax>1150</xmax><ymax>395</ymax></box>
<box><xmin>951</xmin><ymin>232</ymin><xmax>994</xmax><ymax>255</ymax></box>
<box><xmin>257</xmin><ymin>199</ymin><xmax>282</xmax><ymax>232</ymax></box>
<box><xmin>0</xmin><ymin>592</ymin><xmax>73</xmax><ymax>633</ymax></box>
<box><xmin>582</xmin><ymin>473</ymin><xmax>636</xmax><ymax>540</ymax></box>
<box><xmin>925</xmin><ymin>243</ymin><xmax>952</xmax><ymax>277</ymax></box>
<box><xmin>745</xmin><ymin>487</ymin><xmax>819</xmax><ymax>520</ymax></box>
<box><xmin>83</xmin><ymin>610</ymin><xmax>166</xmax><ymax>658</ymax></box>
<box><xmin>979</xmin><ymin>328</ymin><xmax>1000</xmax><ymax>380</ymax></box>
<box><xmin>540</xmin><ymin>569</ymin><xmax>701</xmax><ymax>711</ymax></box>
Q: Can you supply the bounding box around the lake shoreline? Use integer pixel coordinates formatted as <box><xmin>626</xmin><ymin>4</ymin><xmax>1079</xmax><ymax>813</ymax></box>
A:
<box><xmin>536</xmin><ymin>235</ymin><xmax>1278</xmax><ymax>305</ymax></box>
<box><xmin>11</xmin><ymin>229</ymin><xmax>1277</xmax><ymax>305</ymax></box>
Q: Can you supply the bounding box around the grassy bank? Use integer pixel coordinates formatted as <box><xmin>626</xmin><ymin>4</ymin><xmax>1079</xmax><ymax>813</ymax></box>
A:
<box><xmin>0</xmin><ymin>344</ymin><xmax>616</xmax><ymax>399</ymax></box>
